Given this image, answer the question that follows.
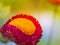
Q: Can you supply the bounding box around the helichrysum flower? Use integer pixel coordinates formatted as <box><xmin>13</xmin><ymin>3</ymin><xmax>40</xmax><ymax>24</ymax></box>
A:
<box><xmin>48</xmin><ymin>0</ymin><xmax>60</xmax><ymax>5</ymax></box>
<box><xmin>0</xmin><ymin>14</ymin><xmax>42</xmax><ymax>45</ymax></box>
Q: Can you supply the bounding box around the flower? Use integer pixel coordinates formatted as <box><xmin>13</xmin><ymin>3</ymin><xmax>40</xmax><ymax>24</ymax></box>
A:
<box><xmin>0</xmin><ymin>14</ymin><xmax>42</xmax><ymax>45</ymax></box>
<box><xmin>48</xmin><ymin>0</ymin><xmax>60</xmax><ymax>5</ymax></box>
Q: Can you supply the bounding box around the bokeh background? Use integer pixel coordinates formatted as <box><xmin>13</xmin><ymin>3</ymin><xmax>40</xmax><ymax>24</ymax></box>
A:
<box><xmin>0</xmin><ymin>0</ymin><xmax>60</xmax><ymax>45</ymax></box>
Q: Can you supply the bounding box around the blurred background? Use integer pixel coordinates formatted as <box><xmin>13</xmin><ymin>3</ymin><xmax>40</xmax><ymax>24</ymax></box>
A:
<box><xmin>0</xmin><ymin>0</ymin><xmax>60</xmax><ymax>45</ymax></box>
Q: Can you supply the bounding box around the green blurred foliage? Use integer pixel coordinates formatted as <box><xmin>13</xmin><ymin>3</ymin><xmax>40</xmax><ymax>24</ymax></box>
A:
<box><xmin>0</xmin><ymin>34</ymin><xmax>8</xmax><ymax>43</ymax></box>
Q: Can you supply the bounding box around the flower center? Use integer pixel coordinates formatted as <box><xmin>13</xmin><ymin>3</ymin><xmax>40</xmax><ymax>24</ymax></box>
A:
<box><xmin>9</xmin><ymin>18</ymin><xmax>36</xmax><ymax>35</ymax></box>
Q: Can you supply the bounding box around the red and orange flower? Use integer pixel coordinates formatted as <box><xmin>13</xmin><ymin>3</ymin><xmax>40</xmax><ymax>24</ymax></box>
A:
<box><xmin>0</xmin><ymin>14</ymin><xmax>42</xmax><ymax>45</ymax></box>
<box><xmin>48</xmin><ymin>0</ymin><xmax>60</xmax><ymax>5</ymax></box>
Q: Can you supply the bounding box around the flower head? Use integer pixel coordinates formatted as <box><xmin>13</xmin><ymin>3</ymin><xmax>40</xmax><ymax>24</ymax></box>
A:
<box><xmin>48</xmin><ymin>0</ymin><xmax>60</xmax><ymax>5</ymax></box>
<box><xmin>0</xmin><ymin>14</ymin><xmax>42</xmax><ymax>45</ymax></box>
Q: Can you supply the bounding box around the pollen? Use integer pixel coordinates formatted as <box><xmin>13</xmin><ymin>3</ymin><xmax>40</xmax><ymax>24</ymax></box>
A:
<box><xmin>9</xmin><ymin>18</ymin><xmax>36</xmax><ymax>35</ymax></box>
